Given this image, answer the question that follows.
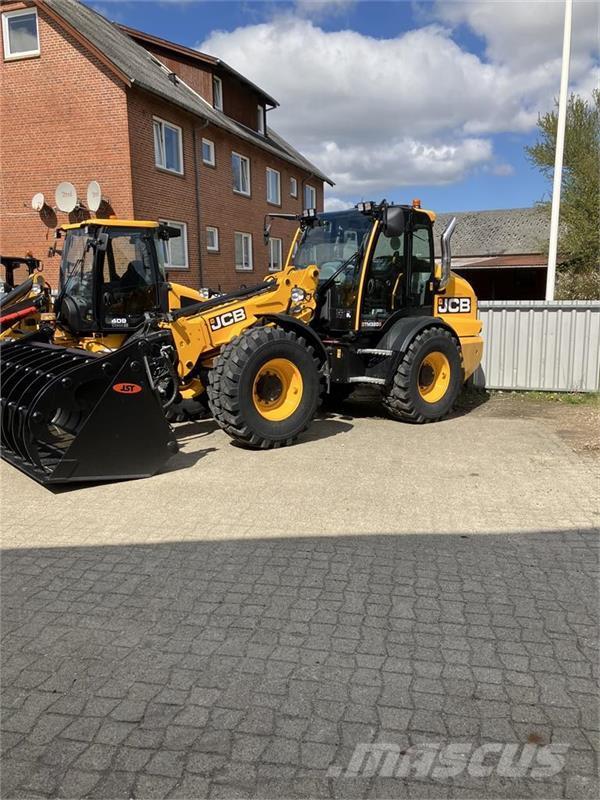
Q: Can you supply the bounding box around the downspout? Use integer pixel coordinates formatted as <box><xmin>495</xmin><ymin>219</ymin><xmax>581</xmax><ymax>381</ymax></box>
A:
<box><xmin>192</xmin><ymin>118</ymin><xmax>210</xmax><ymax>288</ymax></box>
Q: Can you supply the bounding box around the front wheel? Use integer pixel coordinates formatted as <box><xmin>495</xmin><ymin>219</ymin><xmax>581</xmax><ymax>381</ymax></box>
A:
<box><xmin>208</xmin><ymin>326</ymin><xmax>321</xmax><ymax>448</ymax></box>
<box><xmin>383</xmin><ymin>327</ymin><xmax>463</xmax><ymax>423</ymax></box>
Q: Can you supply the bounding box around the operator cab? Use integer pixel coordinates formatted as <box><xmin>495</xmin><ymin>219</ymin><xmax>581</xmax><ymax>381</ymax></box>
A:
<box><xmin>291</xmin><ymin>202</ymin><xmax>436</xmax><ymax>337</ymax></box>
<box><xmin>56</xmin><ymin>220</ymin><xmax>176</xmax><ymax>334</ymax></box>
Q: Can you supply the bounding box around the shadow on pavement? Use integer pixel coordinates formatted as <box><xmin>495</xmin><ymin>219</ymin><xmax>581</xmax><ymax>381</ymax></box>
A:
<box><xmin>1</xmin><ymin>529</ymin><xmax>598</xmax><ymax>799</ymax></box>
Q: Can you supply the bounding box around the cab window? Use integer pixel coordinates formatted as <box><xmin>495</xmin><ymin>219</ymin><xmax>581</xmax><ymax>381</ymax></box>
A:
<box><xmin>101</xmin><ymin>231</ymin><xmax>158</xmax><ymax>327</ymax></box>
<box><xmin>361</xmin><ymin>229</ymin><xmax>406</xmax><ymax>323</ymax></box>
<box><xmin>409</xmin><ymin>223</ymin><xmax>433</xmax><ymax>307</ymax></box>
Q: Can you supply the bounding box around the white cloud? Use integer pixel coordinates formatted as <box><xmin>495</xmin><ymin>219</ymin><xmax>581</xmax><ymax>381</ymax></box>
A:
<box><xmin>324</xmin><ymin>196</ymin><xmax>354</xmax><ymax>211</ymax></box>
<box><xmin>198</xmin><ymin>3</ymin><xmax>599</xmax><ymax>198</ymax></box>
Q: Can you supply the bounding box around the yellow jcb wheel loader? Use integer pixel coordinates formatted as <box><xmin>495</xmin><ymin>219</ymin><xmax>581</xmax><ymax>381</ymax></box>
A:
<box><xmin>0</xmin><ymin>201</ymin><xmax>483</xmax><ymax>485</ymax></box>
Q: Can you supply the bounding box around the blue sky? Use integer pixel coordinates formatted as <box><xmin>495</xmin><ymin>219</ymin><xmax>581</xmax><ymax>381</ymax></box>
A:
<box><xmin>87</xmin><ymin>1</ymin><xmax>599</xmax><ymax>212</ymax></box>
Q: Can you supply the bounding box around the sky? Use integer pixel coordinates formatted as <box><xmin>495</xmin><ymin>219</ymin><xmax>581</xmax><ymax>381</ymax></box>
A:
<box><xmin>87</xmin><ymin>1</ymin><xmax>599</xmax><ymax>212</ymax></box>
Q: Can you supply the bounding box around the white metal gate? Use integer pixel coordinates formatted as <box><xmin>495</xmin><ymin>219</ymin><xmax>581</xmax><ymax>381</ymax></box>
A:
<box><xmin>472</xmin><ymin>300</ymin><xmax>600</xmax><ymax>392</ymax></box>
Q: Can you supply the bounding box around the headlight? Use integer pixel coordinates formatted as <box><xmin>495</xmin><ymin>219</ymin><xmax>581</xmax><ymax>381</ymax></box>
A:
<box><xmin>290</xmin><ymin>287</ymin><xmax>306</xmax><ymax>303</ymax></box>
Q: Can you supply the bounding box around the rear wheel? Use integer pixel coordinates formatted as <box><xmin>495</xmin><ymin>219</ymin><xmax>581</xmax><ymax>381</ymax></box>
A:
<box><xmin>383</xmin><ymin>327</ymin><xmax>463</xmax><ymax>423</ymax></box>
<box><xmin>208</xmin><ymin>326</ymin><xmax>321</xmax><ymax>448</ymax></box>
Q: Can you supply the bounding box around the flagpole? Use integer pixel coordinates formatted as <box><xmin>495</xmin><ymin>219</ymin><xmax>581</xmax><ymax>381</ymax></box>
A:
<box><xmin>546</xmin><ymin>0</ymin><xmax>573</xmax><ymax>301</ymax></box>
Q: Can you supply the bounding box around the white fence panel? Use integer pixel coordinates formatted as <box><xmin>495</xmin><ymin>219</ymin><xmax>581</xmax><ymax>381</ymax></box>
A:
<box><xmin>473</xmin><ymin>301</ymin><xmax>600</xmax><ymax>392</ymax></box>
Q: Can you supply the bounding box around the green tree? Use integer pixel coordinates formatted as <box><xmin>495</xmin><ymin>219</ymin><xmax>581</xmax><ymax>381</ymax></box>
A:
<box><xmin>526</xmin><ymin>90</ymin><xmax>600</xmax><ymax>300</ymax></box>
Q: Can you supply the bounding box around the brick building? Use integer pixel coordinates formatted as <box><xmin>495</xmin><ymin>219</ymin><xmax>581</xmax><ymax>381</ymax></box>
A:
<box><xmin>0</xmin><ymin>0</ymin><xmax>332</xmax><ymax>290</ymax></box>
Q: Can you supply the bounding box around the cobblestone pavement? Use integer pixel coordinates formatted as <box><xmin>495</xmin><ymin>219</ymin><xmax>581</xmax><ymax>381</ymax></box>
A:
<box><xmin>1</xmin><ymin>530</ymin><xmax>598</xmax><ymax>799</ymax></box>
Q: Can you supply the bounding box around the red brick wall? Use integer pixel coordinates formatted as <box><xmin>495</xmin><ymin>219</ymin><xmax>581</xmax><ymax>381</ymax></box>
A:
<box><xmin>197</xmin><ymin>123</ymin><xmax>323</xmax><ymax>292</ymax></box>
<box><xmin>0</xmin><ymin>3</ymin><xmax>134</xmax><ymax>287</ymax></box>
<box><xmin>127</xmin><ymin>88</ymin><xmax>203</xmax><ymax>288</ymax></box>
<box><xmin>137</xmin><ymin>44</ymin><xmax>213</xmax><ymax>103</ymax></box>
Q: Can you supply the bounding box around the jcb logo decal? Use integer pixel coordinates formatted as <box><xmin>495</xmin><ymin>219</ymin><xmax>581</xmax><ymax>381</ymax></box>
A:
<box><xmin>209</xmin><ymin>307</ymin><xmax>246</xmax><ymax>331</ymax></box>
<box><xmin>113</xmin><ymin>383</ymin><xmax>142</xmax><ymax>394</ymax></box>
<box><xmin>438</xmin><ymin>297</ymin><xmax>471</xmax><ymax>314</ymax></box>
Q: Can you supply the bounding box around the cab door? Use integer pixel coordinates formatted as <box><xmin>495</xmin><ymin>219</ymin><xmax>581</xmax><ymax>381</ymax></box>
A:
<box><xmin>357</xmin><ymin>212</ymin><xmax>434</xmax><ymax>333</ymax></box>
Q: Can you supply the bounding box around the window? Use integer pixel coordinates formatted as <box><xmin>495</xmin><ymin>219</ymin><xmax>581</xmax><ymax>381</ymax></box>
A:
<box><xmin>266</xmin><ymin>168</ymin><xmax>281</xmax><ymax>205</ymax></box>
<box><xmin>304</xmin><ymin>184</ymin><xmax>316</xmax><ymax>210</ymax></box>
<box><xmin>409</xmin><ymin>223</ymin><xmax>434</xmax><ymax>307</ymax></box>
<box><xmin>269</xmin><ymin>237</ymin><xmax>283</xmax><ymax>272</ymax></box>
<box><xmin>234</xmin><ymin>232</ymin><xmax>253</xmax><ymax>271</ymax></box>
<box><xmin>153</xmin><ymin>118</ymin><xmax>183</xmax><ymax>174</ymax></box>
<box><xmin>213</xmin><ymin>75</ymin><xmax>223</xmax><ymax>110</ymax></box>
<box><xmin>361</xmin><ymin>229</ymin><xmax>406</xmax><ymax>321</ymax></box>
<box><xmin>158</xmin><ymin>220</ymin><xmax>188</xmax><ymax>269</ymax></box>
<box><xmin>206</xmin><ymin>226</ymin><xmax>219</xmax><ymax>252</ymax></box>
<box><xmin>2</xmin><ymin>8</ymin><xmax>40</xmax><ymax>59</ymax></box>
<box><xmin>257</xmin><ymin>105</ymin><xmax>265</xmax><ymax>135</ymax></box>
<box><xmin>202</xmin><ymin>138</ymin><xmax>215</xmax><ymax>166</ymax></box>
<box><xmin>290</xmin><ymin>177</ymin><xmax>298</xmax><ymax>198</ymax></box>
<box><xmin>232</xmin><ymin>152</ymin><xmax>251</xmax><ymax>196</ymax></box>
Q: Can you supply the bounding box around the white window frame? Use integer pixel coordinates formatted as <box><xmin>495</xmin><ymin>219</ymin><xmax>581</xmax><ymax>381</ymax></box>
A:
<box><xmin>266</xmin><ymin>167</ymin><xmax>281</xmax><ymax>205</ymax></box>
<box><xmin>206</xmin><ymin>226</ymin><xmax>219</xmax><ymax>252</ymax></box>
<box><xmin>304</xmin><ymin>184</ymin><xmax>317</xmax><ymax>210</ymax></box>
<box><xmin>234</xmin><ymin>232</ymin><xmax>253</xmax><ymax>272</ymax></box>
<box><xmin>269</xmin><ymin>237</ymin><xmax>283</xmax><ymax>272</ymax></box>
<box><xmin>231</xmin><ymin>151</ymin><xmax>251</xmax><ymax>196</ymax></box>
<box><xmin>153</xmin><ymin>117</ymin><xmax>183</xmax><ymax>175</ymax></box>
<box><xmin>2</xmin><ymin>8</ymin><xmax>40</xmax><ymax>60</ymax></box>
<box><xmin>257</xmin><ymin>105</ymin><xmax>265</xmax><ymax>135</ymax></box>
<box><xmin>213</xmin><ymin>75</ymin><xmax>223</xmax><ymax>111</ymax></box>
<box><xmin>290</xmin><ymin>177</ymin><xmax>298</xmax><ymax>198</ymax></box>
<box><xmin>158</xmin><ymin>219</ymin><xmax>189</xmax><ymax>270</ymax></box>
<box><xmin>201</xmin><ymin>138</ymin><xmax>215</xmax><ymax>166</ymax></box>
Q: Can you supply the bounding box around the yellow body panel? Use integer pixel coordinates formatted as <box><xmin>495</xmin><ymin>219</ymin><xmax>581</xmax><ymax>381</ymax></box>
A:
<box><xmin>434</xmin><ymin>272</ymin><xmax>483</xmax><ymax>380</ymax></box>
<box><xmin>164</xmin><ymin>265</ymin><xmax>320</xmax><ymax>383</ymax></box>
<box><xmin>61</xmin><ymin>219</ymin><xmax>159</xmax><ymax>230</ymax></box>
<box><xmin>168</xmin><ymin>281</ymin><xmax>203</xmax><ymax>310</ymax></box>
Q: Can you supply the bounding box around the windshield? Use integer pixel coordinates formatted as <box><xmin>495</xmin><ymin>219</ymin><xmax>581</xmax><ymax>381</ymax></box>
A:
<box><xmin>293</xmin><ymin>209</ymin><xmax>372</xmax><ymax>280</ymax></box>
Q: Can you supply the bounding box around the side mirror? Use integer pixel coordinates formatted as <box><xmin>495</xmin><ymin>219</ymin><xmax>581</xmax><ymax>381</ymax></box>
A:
<box><xmin>383</xmin><ymin>206</ymin><xmax>406</xmax><ymax>237</ymax></box>
<box><xmin>263</xmin><ymin>223</ymin><xmax>271</xmax><ymax>246</ymax></box>
<box><xmin>95</xmin><ymin>232</ymin><xmax>109</xmax><ymax>252</ymax></box>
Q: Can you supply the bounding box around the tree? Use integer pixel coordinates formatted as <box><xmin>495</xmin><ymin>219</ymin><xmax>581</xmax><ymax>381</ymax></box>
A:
<box><xmin>526</xmin><ymin>91</ymin><xmax>600</xmax><ymax>300</ymax></box>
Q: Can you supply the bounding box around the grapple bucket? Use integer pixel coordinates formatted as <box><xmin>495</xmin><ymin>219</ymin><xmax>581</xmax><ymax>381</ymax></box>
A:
<box><xmin>0</xmin><ymin>334</ymin><xmax>178</xmax><ymax>484</ymax></box>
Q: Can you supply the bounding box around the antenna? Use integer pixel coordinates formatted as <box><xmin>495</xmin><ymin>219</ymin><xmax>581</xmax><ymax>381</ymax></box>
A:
<box><xmin>86</xmin><ymin>180</ymin><xmax>102</xmax><ymax>213</ymax></box>
<box><xmin>31</xmin><ymin>192</ymin><xmax>46</xmax><ymax>211</ymax></box>
<box><xmin>55</xmin><ymin>181</ymin><xmax>78</xmax><ymax>213</ymax></box>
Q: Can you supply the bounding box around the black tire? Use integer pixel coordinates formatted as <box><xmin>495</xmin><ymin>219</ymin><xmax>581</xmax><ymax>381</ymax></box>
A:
<box><xmin>208</xmin><ymin>325</ymin><xmax>321</xmax><ymax>449</ymax></box>
<box><xmin>383</xmin><ymin>327</ymin><xmax>463</xmax><ymax>423</ymax></box>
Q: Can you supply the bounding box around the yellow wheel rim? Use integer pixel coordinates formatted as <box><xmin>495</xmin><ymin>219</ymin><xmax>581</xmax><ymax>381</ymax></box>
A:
<box><xmin>418</xmin><ymin>351</ymin><xmax>451</xmax><ymax>403</ymax></box>
<box><xmin>252</xmin><ymin>358</ymin><xmax>303</xmax><ymax>421</ymax></box>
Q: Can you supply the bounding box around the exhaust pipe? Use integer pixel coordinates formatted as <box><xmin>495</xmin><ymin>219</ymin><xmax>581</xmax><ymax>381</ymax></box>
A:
<box><xmin>439</xmin><ymin>216</ymin><xmax>457</xmax><ymax>291</ymax></box>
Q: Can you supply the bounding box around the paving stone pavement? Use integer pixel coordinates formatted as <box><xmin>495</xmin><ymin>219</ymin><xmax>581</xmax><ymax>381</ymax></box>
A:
<box><xmin>1</xmin><ymin>530</ymin><xmax>598</xmax><ymax>799</ymax></box>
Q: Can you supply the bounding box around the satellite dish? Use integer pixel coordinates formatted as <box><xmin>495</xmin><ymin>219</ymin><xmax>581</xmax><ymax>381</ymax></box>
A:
<box><xmin>87</xmin><ymin>180</ymin><xmax>102</xmax><ymax>213</ymax></box>
<box><xmin>55</xmin><ymin>181</ymin><xmax>78</xmax><ymax>213</ymax></box>
<box><xmin>31</xmin><ymin>192</ymin><xmax>46</xmax><ymax>211</ymax></box>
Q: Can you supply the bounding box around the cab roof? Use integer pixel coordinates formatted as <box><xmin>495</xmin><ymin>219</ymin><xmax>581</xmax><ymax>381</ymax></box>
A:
<box><xmin>61</xmin><ymin>219</ymin><xmax>159</xmax><ymax>230</ymax></box>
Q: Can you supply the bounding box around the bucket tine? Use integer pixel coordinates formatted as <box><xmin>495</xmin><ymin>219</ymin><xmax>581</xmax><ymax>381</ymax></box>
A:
<box><xmin>0</xmin><ymin>333</ymin><xmax>178</xmax><ymax>484</ymax></box>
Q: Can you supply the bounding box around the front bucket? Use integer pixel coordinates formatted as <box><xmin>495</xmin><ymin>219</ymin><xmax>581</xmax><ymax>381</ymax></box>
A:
<box><xmin>0</xmin><ymin>334</ymin><xmax>178</xmax><ymax>484</ymax></box>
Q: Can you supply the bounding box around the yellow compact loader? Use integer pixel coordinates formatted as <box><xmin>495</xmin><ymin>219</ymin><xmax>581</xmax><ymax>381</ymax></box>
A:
<box><xmin>0</xmin><ymin>202</ymin><xmax>483</xmax><ymax>484</ymax></box>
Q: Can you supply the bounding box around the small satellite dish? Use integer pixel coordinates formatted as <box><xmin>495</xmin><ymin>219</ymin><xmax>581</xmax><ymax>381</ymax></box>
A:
<box><xmin>31</xmin><ymin>192</ymin><xmax>46</xmax><ymax>211</ymax></box>
<box><xmin>87</xmin><ymin>180</ymin><xmax>102</xmax><ymax>213</ymax></box>
<box><xmin>55</xmin><ymin>181</ymin><xmax>78</xmax><ymax>213</ymax></box>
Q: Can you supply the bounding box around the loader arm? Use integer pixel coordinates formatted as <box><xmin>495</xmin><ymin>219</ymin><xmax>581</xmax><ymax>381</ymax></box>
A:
<box><xmin>163</xmin><ymin>264</ymin><xmax>320</xmax><ymax>384</ymax></box>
